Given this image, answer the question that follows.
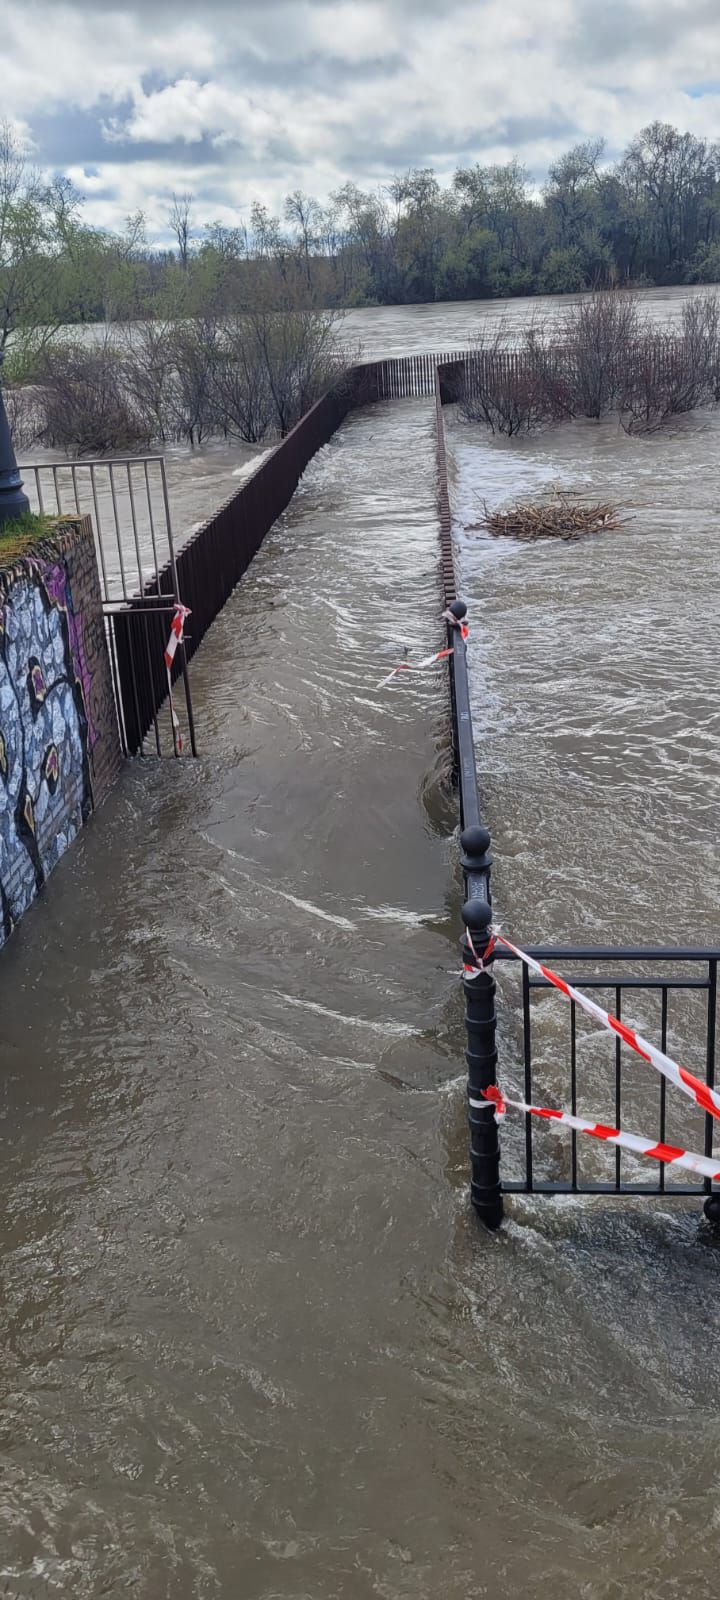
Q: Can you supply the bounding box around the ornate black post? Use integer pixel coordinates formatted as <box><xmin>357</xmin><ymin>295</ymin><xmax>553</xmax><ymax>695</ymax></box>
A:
<box><xmin>0</xmin><ymin>353</ymin><xmax>30</xmax><ymax>528</ymax></box>
<box><xmin>462</xmin><ymin>894</ymin><xmax>503</xmax><ymax>1230</ymax></box>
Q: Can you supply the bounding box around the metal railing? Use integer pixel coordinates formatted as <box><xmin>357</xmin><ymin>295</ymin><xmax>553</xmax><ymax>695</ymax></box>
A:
<box><xmin>20</xmin><ymin>455</ymin><xmax>196</xmax><ymax>758</ymax></box>
<box><xmin>20</xmin><ymin>456</ymin><xmax>178</xmax><ymax>606</ymax></box>
<box><xmin>497</xmin><ymin>946</ymin><xmax>719</xmax><ymax>1199</ymax></box>
<box><xmin>433</xmin><ymin>355</ymin><xmax>720</xmax><ymax>1226</ymax></box>
<box><xmin>105</xmin><ymin>374</ymin><xmax>364</xmax><ymax>755</ymax></box>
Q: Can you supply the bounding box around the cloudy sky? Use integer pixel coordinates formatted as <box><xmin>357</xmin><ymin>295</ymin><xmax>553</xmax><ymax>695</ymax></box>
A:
<box><xmin>5</xmin><ymin>0</ymin><xmax>720</xmax><ymax>241</ymax></box>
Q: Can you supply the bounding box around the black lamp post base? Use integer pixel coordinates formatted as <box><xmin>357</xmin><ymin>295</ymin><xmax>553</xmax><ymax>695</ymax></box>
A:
<box><xmin>0</xmin><ymin>477</ymin><xmax>30</xmax><ymax>528</ymax></box>
<box><xmin>0</xmin><ymin>347</ymin><xmax>31</xmax><ymax>529</ymax></box>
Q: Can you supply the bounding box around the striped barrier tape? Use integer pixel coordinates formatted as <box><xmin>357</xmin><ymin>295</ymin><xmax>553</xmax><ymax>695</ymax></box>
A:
<box><xmin>485</xmin><ymin>929</ymin><xmax>720</xmax><ymax>1123</ymax></box>
<box><xmin>377</xmin><ymin>644</ymin><xmax>457</xmax><ymax>690</ymax></box>
<box><xmin>464</xmin><ymin>929</ymin><xmax>496</xmax><ymax>981</ymax></box>
<box><xmin>470</xmin><ymin>1085</ymin><xmax>720</xmax><ymax>1184</ymax></box>
<box><xmin>164</xmin><ymin>602</ymin><xmax>191</xmax><ymax>755</ymax></box>
<box><xmin>377</xmin><ymin>610</ymin><xmax>469</xmax><ymax>691</ymax></box>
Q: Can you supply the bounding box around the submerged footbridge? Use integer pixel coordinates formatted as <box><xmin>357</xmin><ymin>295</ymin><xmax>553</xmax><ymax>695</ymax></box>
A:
<box><xmin>14</xmin><ymin>347</ymin><xmax>720</xmax><ymax>1229</ymax></box>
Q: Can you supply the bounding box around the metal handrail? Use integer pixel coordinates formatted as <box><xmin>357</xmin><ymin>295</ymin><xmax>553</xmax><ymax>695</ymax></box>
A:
<box><xmin>495</xmin><ymin>946</ymin><xmax>720</xmax><ymax>962</ymax></box>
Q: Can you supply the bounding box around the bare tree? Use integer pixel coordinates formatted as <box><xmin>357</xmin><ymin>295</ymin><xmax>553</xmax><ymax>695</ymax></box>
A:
<box><xmin>561</xmin><ymin>289</ymin><xmax>642</xmax><ymax>417</ymax></box>
<box><xmin>284</xmin><ymin>190</ymin><xmax>322</xmax><ymax>292</ymax></box>
<box><xmin>119</xmin><ymin>321</ymin><xmax>176</xmax><ymax>441</ymax></box>
<box><xmin>238</xmin><ymin>297</ymin><xmax>347</xmax><ymax>436</ymax></box>
<box><xmin>679</xmin><ymin>291</ymin><xmax>720</xmax><ymax>401</ymax></box>
<box><xmin>169</xmin><ymin>192</ymin><xmax>194</xmax><ymax>270</ymax></box>
<box><xmin>211</xmin><ymin>319</ymin><xmax>274</xmax><ymax>442</ymax></box>
<box><xmin>166</xmin><ymin>315</ymin><xmax>222</xmax><ymax>445</ymax></box>
<box><xmin>618</xmin><ymin>303</ymin><xmax>720</xmax><ymax>433</ymax></box>
<box><xmin>522</xmin><ymin>323</ymin><xmax>574</xmax><ymax>419</ymax></box>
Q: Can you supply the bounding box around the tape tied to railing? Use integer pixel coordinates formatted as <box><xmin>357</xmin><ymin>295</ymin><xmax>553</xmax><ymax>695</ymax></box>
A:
<box><xmin>489</xmin><ymin>929</ymin><xmax>720</xmax><ymax>1123</ymax></box>
<box><xmin>463</xmin><ymin>929</ymin><xmax>497</xmax><ymax>980</ymax></box>
<box><xmin>470</xmin><ymin>1085</ymin><xmax>720</xmax><ymax>1184</ymax></box>
<box><xmin>377</xmin><ymin>616</ymin><xmax>468</xmax><ymax>690</ymax></box>
<box><xmin>164</xmin><ymin>602</ymin><xmax>191</xmax><ymax>754</ymax></box>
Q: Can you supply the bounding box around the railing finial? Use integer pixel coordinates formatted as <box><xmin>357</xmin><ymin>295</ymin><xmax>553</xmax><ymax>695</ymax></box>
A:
<box><xmin>460</xmin><ymin>827</ymin><xmax>492</xmax><ymax>876</ymax></box>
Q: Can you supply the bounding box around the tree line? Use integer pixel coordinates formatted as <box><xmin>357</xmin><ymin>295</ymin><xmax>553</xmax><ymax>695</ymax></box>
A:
<box><xmin>3</xmin><ymin>117</ymin><xmax>720</xmax><ymax>379</ymax></box>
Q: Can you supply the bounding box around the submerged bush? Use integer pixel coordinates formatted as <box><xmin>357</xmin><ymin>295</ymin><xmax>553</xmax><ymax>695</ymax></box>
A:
<box><xmin>17</xmin><ymin>309</ymin><xmax>350</xmax><ymax>454</ymax></box>
<box><xmin>37</xmin><ymin>338</ymin><xmax>153</xmax><ymax>455</ymax></box>
<box><xmin>461</xmin><ymin>289</ymin><xmax>720</xmax><ymax>437</ymax></box>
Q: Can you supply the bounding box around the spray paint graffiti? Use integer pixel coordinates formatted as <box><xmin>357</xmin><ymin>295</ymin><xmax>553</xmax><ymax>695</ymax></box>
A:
<box><xmin>0</xmin><ymin>557</ymin><xmax>93</xmax><ymax>947</ymax></box>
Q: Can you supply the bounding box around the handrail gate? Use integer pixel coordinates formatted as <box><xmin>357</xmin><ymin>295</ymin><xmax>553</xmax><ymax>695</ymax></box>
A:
<box><xmin>20</xmin><ymin>456</ymin><xmax>195</xmax><ymax>757</ymax></box>
<box><xmin>497</xmin><ymin>946</ymin><xmax>719</xmax><ymax>1199</ymax></box>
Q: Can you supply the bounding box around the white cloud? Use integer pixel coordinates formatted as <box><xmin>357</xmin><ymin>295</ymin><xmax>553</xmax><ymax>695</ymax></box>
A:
<box><xmin>110</xmin><ymin>78</ymin><xmax>281</xmax><ymax>153</ymax></box>
<box><xmin>5</xmin><ymin>0</ymin><xmax>720</xmax><ymax>235</ymax></box>
<box><xmin>4</xmin><ymin>6</ymin><xmax>216</xmax><ymax>117</ymax></box>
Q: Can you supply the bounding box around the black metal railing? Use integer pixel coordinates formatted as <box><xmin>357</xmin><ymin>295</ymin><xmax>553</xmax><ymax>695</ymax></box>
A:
<box><xmin>434</xmin><ymin>356</ymin><xmax>720</xmax><ymax>1226</ymax></box>
<box><xmin>496</xmin><ymin>946</ymin><xmax>719</xmax><ymax>1198</ymax></box>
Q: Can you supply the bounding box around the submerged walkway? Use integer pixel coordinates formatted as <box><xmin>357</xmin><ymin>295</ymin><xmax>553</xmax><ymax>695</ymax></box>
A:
<box><xmin>0</xmin><ymin>400</ymin><xmax>471</xmax><ymax>1597</ymax></box>
<box><xmin>2</xmin><ymin>399</ymin><xmax>719</xmax><ymax>1599</ymax></box>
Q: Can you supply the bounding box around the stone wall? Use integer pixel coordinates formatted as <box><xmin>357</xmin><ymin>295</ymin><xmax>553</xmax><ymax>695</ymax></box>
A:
<box><xmin>0</xmin><ymin>515</ymin><xmax>122</xmax><ymax>947</ymax></box>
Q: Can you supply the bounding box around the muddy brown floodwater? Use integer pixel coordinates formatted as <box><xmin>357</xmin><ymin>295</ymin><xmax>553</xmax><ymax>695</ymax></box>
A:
<box><xmin>2</xmin><ymin>296</ymin><xmax>720</xmax><ymax>1599</ymax></box>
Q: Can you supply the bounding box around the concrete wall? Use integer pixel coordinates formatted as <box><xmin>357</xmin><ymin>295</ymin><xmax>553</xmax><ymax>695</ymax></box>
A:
<box><xmin>0</xmin><ymin>515</ymin><xmax>122</xmax><ymax>947</ymax></box>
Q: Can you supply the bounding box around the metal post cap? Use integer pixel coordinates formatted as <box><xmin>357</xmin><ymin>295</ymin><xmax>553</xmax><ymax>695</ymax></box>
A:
<box><xmin>460</xmin><ymin>824</ymin><xmax>491</xmax><ymax>859</ymax></box>
<box><xmin>461</xmin><ymin>898</ymin><xmax>492</xmax><ymax>933</ymax></box>
<box><xmin>704</xmin><ymin>1195</ymin><xmax>720</xmax><ymax>1226</ymax></box>
<box><xmin>447</xmin><ymin>599</ymin><xmax>467</xmax><ymax>620</ymax></box>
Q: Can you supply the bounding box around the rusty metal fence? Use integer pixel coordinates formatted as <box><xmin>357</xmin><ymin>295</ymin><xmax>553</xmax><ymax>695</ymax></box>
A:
<box><xmin>109</xmin><ymin>371</ymin><xmax>374</xmax><ymax>753</ymax></box>
<box><xmin>17</xmin><ymin>348</ymin><xmax>523</xmax><ymax>758</ymax></box>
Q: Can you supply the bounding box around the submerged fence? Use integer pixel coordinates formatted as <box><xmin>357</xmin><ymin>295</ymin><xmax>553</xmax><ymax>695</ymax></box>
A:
<box><xmin>105</xmin><ymin>353</ymin><xmax>479</xmax><ymax>753</ymax></box>
<box><xmin>108</xmin><ymin>366</ymin><xmax>381</xmax><ymax>752</ymax></box>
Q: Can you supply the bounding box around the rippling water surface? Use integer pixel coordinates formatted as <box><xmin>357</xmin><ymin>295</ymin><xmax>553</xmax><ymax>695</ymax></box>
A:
<box><xmin>2</xmin><ymin>303</ymin><xmax>720</xmax><ymax>1598</ymax></box>
<box><xmin>342</xmin><ymin>281</ymin><xmax>716</xmax><ymax>355</ymax></box>
<box><xmin>448</xmin><ymin>406</ymin><xmax>720</xmax><ymax>946</ymax></box>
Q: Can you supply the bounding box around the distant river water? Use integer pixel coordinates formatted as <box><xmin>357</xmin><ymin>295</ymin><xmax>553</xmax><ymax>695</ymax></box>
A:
<box><xmin>3</xmin><ymin>290</ymin><xmax>720</xmax><ymax>1598</ymax></box>
<box><xmin>22</xmin><ymin>282</ymin><xmax>718</xmax><ymax>549</ymax></box>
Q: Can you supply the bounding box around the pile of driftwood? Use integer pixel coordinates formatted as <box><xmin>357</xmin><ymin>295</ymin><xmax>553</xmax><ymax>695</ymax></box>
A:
<box><xmin>467</xmin><ymin>491</ymin><xmax>624</xmax><ymax>542</ymax></box>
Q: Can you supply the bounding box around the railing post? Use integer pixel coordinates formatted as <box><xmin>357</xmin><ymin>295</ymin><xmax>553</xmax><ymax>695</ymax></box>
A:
<box><xmin>704</xmin><ymin>958</ymin><xmax>719</xmax><ymax>1225</ymax></box>
<box><xmin>462</xmin><ymin>896</ymin><xmax>503</xmax><ymax>1230</ymax></box>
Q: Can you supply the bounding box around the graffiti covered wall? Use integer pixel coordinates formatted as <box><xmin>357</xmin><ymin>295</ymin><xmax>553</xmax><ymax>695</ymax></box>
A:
<box><xmin>0</xmin><ymin>516</ymin><xmax>122</xmax><ymax>948</ymax></box>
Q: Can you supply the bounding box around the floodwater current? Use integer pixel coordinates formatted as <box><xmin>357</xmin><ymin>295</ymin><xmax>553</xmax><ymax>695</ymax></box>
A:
<box><xmin>3</xmin><ymin>293</ymin><xmax>720</xmax><ymax>1597</ymax></box>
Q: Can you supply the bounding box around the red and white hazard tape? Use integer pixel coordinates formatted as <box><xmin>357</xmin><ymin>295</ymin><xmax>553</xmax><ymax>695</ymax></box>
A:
<box><xmin>463</xmin><ymin>930</ymin><xmax>495</xmax><ymax>982</ymax></box>
<box><xmin>485</xmin><ymin>930</ymin><xmax>720</xmax><ymax>1123</ymax></box>
<box><xmin>470</xmin><ymin>1085</ymin><xmax>720</xmax><ymax>1183</ymax></box>
<box><xmin>377</xmin><ymin>621</ymin><xmax>469</xmax><ymax>690</ymax></box>
<box><xmin>164</xmin><ymin>602</ymin><xmax>191</xmax><ymax>754</ymax></box>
